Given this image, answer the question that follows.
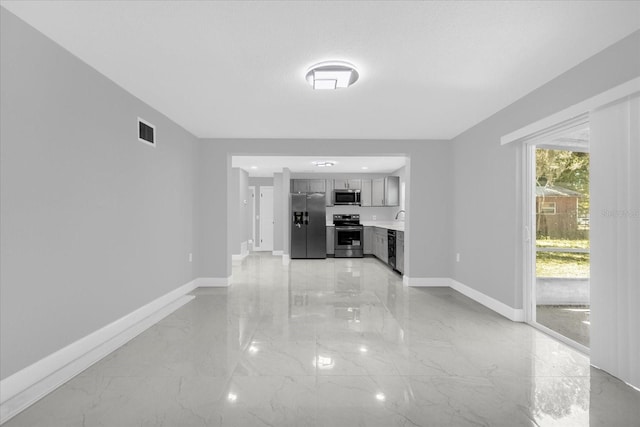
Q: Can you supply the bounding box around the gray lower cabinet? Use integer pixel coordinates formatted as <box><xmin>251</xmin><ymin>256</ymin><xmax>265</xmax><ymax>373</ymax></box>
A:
<box><xmin>396</xmin><ymin>231</ymin><xmax>404</xmax><ymax>274</ymax></box>
<box><xmin>364</xmin><ymin>226</ymin><xmax>373</xmax><ymax>254</ymax></box>
<box><xmin>373</xmin><ymin>227</ymin><xmax>388</xmax><ymax>264</ymax></box>
<box><xmin>326</xmin><ymin>226</ymin><xmax>334</xmax><ymax>255</ymax></box>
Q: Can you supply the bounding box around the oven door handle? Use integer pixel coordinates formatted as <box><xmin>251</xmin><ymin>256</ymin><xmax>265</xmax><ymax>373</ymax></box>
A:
<box><xmin>335</xmin><ymin>226</ymin><xmax>363</xmax><ymax>231</ymax></box>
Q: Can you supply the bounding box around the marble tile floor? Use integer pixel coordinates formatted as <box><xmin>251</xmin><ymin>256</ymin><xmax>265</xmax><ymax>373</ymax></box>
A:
<box><xmin>536</xmin><ymin>305</ymin><xmax>590</xmax><ymax>348</ymax></box>
<box><xmin>4</xmin><ymin>253</ymin><xmax>639</xmax><ymax>426</ymax></box>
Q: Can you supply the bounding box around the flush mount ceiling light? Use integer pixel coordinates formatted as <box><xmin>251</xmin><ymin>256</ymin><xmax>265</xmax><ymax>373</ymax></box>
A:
<box><xmin>305</xmin><ymin>61</ymin><xmax>359</xmax><ymax>90</ymax></box>
<box><xmin>312</xmin><ymin>161</ymin><xmax>336</xmax><ymax>167</ymax></box>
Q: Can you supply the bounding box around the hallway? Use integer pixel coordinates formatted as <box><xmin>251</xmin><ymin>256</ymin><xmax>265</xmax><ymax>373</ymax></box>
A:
<box><xmin>5</xmin><ymin>253</ymin><xmax>639</xmax><ymax>426</ymax></box>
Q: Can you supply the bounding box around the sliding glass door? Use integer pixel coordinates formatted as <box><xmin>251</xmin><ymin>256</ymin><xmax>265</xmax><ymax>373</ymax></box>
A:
<box><xmin>526</xmin><ymin>122</ymin><xmax>591</xmax><ymax>350</ymax></box>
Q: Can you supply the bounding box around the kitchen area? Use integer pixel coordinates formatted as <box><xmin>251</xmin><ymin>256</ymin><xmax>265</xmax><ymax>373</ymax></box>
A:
<box><xmin>289</xmin><ymin>174</ymin><xmax>406</xmax><ymax>275</ymax></box>
<box><xmin>230</xmin><ymin>156</ymin><xmax>409</xmax><ymax>277</ymax></box>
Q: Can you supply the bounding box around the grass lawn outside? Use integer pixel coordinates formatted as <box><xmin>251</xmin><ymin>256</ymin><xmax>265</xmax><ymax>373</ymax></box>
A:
<box><xmin>536</xmin><ymin>238</ymin><xmax>590</xmax><ymax>278</ymax></box>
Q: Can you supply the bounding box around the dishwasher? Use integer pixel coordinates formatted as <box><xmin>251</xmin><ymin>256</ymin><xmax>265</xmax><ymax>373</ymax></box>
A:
<box><xmin>387</xmin><ymin>229</ymin><xmax>396</xmax><ymax>270</ymax></box>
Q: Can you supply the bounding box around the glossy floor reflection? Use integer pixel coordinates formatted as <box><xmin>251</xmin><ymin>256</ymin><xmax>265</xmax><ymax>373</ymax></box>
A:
<box><xmin>536</xmin><ymin>305</ymin><xmax>590</xmax><ymax>347</ymax></box>
<box><xmin>5</xmin><ymin>253</ymin><xmax>639</xmax><ymax>426</ymax></box>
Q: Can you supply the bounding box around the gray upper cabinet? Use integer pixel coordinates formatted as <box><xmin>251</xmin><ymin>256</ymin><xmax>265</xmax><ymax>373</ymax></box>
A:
<box><xmin>292</xmin><ymin>176</ymin><xmax>397</xmax><ymax>206</ymax></box>
<box><xmin>291</xmin><ymin>179</ymin><xmax>307</xmax><ymax>193</ymax></box>
<box><xmin>309</xmin><ymin>179</ymin><xmax>326</xmax><ymax>193</ymax></box>
<box><xmin>371</xmin><ymin>176</ymin><xmax>400</xmax><ymax>206</ymax></box>
<box><xmin>372</xmin><ymin>178</ymin><xmax>385</xmax><ymax>206</ymax></box>
<box><xmin>360</xmin><ymin>179</ymin><xmax>372</xmax><ymax>207</ymax></box>
<box><xmin>384</xmin><ymin>176</ymin><xmax>400</xmax><ymax>206</ymax></box>
<box><xmin>291</xmin><ymin>179</ymin><xmax>326</xmax><ymax>193</ymax></box>
<box><xmin>334</xmin><ymin>179</ymin><xmax>361</xmax><ymax>190</ymax></box>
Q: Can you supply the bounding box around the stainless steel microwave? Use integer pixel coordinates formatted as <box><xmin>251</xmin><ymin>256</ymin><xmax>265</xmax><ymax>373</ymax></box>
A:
<box><xmin>333</xmin><ymin>189</ymin><xmax>361</xmax><ymax>205</ymax></box>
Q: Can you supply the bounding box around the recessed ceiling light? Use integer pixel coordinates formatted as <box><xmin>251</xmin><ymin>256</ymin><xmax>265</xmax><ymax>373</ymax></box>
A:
<box><xmin>250</xmin><ymin>166</ymin><xmax>258</xmax><ymax>169</ymax></box>
<box><xmin>361</xmin><ymin>166</ymin><xmax>369</xmax><ymax>170</ymax></box>
<box><xmin>312</xmin><ymin>161</ymin><xmax>336</xmax><ymax>167</ymax></box>
<box><xmin>305</xmin><ymin>61</ymin><xmax>359</xmax><ymax>90</ymax></box>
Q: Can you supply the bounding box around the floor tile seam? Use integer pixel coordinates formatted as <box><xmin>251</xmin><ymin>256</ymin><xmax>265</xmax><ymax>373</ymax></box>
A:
<box><xmin>231</xmin><ymin>374</ymin><xmax>404</xmax><ymax>378</ymax></box>
<box><xmin>315</xmin><ymin>374</ymin><xmax>402</xmax><ymax>378</ymax></box>
<box><xmin>390</xmin><ymin>374</ymin><xmax>594</xmax><ymax>380</ymax></box>
<box><xmin>395</xmin><ymin>374</ymin><xmax>497</xmax><ymax>379</ymax></box>
<box><xmin>74</xmin><ymin>373</ymin><xmax>238</xmax><ymax>379</ymax></box>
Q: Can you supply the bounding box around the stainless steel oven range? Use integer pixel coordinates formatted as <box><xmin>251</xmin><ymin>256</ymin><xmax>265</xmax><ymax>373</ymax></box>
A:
<box><xmin>333</xmin><ymin>214</ymin><xmax>364</xmax><ymax>258</ymax></box>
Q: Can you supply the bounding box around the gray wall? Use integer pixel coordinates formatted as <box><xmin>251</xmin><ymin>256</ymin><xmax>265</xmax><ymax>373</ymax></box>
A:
<box><xmin>196</xmin><ymin>143</ymin><xmax>230</xmax><ymax>279</ymax></box>
<box><xmin>248</xmin><ymin>177</ymin><xmax>274</xmax><ymax>187</ymax></box>
<box><xmin>451</xmin><ymin>30</ymin><xmax>640</xmax><ymax>309</ymax></box>
<box><xmin>198</xmin><ymin>140</ymin><xmax>452</xmax><ymax>278</ymax></box>
<box><xmin>0</xmin><ymin>9</ymin><xmax>198</xmax><ymax>379</ymax></box>
<box><xmin>229</xmin><ymin>168</ymin><xmax>250</xmax><ymax>255</ymax></box>
<box><xmin>282</xmin><ymin>168</ymin><xmax>291</xmax><ymax>256</ymax></box>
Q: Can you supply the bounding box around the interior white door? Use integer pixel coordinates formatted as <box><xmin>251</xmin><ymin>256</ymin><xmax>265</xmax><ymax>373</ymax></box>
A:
<box><xmin>249</xmin><ymin>186</ymin><xmax>256</xmax><ymax>250</ymax></box>
<box><xmin>259</xmin><ymin>187</ymin><xmax>274</xmax><ymax>251</ymax></box>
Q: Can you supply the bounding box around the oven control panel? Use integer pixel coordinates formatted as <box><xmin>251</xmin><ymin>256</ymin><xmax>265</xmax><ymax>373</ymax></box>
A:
<box><xmin>333</xmin><ymin>214</ymin><xmax>360</xmax><ymax>225</ymax></box>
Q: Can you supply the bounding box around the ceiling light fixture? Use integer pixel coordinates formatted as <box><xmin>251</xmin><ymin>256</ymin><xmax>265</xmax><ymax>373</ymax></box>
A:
<box><xmin>312</xmin><ymin>161</ymin><xmax>336</xmax><ymax>168</ymax></box>
<box><xmin>305</xmin><ymin>61</ymin><xmax>359</xmax><ymax>90</ymax></box>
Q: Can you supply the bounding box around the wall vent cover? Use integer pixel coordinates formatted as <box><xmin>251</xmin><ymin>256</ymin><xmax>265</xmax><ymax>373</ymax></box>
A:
<box><xmin>138</xmin><ymin>117</ymin><xmax>156</xmax><ymax>147</ymax></box>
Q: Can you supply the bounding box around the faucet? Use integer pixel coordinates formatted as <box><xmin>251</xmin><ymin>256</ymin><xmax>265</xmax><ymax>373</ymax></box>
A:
<box><xmin>395</xmin><ymin>210</ymin><xmax>406</xmax><ymax>220</ymax></box>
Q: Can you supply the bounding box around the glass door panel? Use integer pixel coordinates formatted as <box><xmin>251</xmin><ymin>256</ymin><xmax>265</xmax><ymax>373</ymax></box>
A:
<box><xmin>533</xmin><ymin>128</ymin><xmax>590</xmax><ymax>348</ymax></box>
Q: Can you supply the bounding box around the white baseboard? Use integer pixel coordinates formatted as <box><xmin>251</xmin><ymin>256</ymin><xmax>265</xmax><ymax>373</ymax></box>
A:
<box><xmin>405</xmin><ymin>277</ymin><xmax>524</xmax><ymax>322</ymax></box>
<box><xmin>232</xmin><ymin>242</ymin><xmax>249</xmax><ymax>261</ymax></box>
<box><xmin>194</xmin><ymin>276</ymin><xmax>231</xmax><ymax>287</ymax></box>
<box><xmin>272</xmin><ymin>250</ymin><xmax>283</xmax><ymax>256</ymax></box>
<box><xmin>450</xmin><ymin>280</ymin><xmax>524</xmax><ymax>322</ymax></box>
<box><xmin>404</xmin><ymin>277</ymin><xmax>452</xmax><ymax>287</ymax></box>
<box><xmin>232</xmin><ymin>253</ymin><xmax>248</xmax><ymax>262</ymax></box>
<box><xmin>0</xmin><ymin>280</ymin><xmax>197</xmax><ymax>424</ymax></box>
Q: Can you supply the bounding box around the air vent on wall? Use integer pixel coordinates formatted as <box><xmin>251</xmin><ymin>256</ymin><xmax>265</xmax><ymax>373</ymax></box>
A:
<box><xmin>137</xmin><ymin>117</ymin><xmax>156</xmax><ymax>147</ymax></box>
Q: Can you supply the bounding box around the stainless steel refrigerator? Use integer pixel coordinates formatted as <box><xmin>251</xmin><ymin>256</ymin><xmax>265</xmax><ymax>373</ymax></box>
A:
<box><xmin>290</xmin><ymin>193</ymin><xmax>326</xmax><ymax>259</ymax></box>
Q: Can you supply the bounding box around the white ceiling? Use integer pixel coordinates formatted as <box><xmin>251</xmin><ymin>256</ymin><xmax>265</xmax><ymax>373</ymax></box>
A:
<box><xmin>232</xmin><ymin>156</ymin><xmax>407</xmax><ymax>177</ymax></box>
<box><xmin>2</xmin><ymin>1</ymin><xmax>639</xmax><ymax>141</ymax></box>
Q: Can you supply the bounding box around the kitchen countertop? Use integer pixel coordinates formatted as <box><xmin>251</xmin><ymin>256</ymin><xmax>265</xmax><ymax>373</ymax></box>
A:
<box><xmin>326</xmin><ymin>221</ymin><xmax>405</xmax><ymax>232</ymax></box>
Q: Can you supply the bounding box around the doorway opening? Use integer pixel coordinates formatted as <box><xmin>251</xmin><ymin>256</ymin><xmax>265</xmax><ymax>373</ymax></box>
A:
<box><xmin>525</xmin><ymin>121</ymin><xmax>590</xmax><ymax>350</ymax></box>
